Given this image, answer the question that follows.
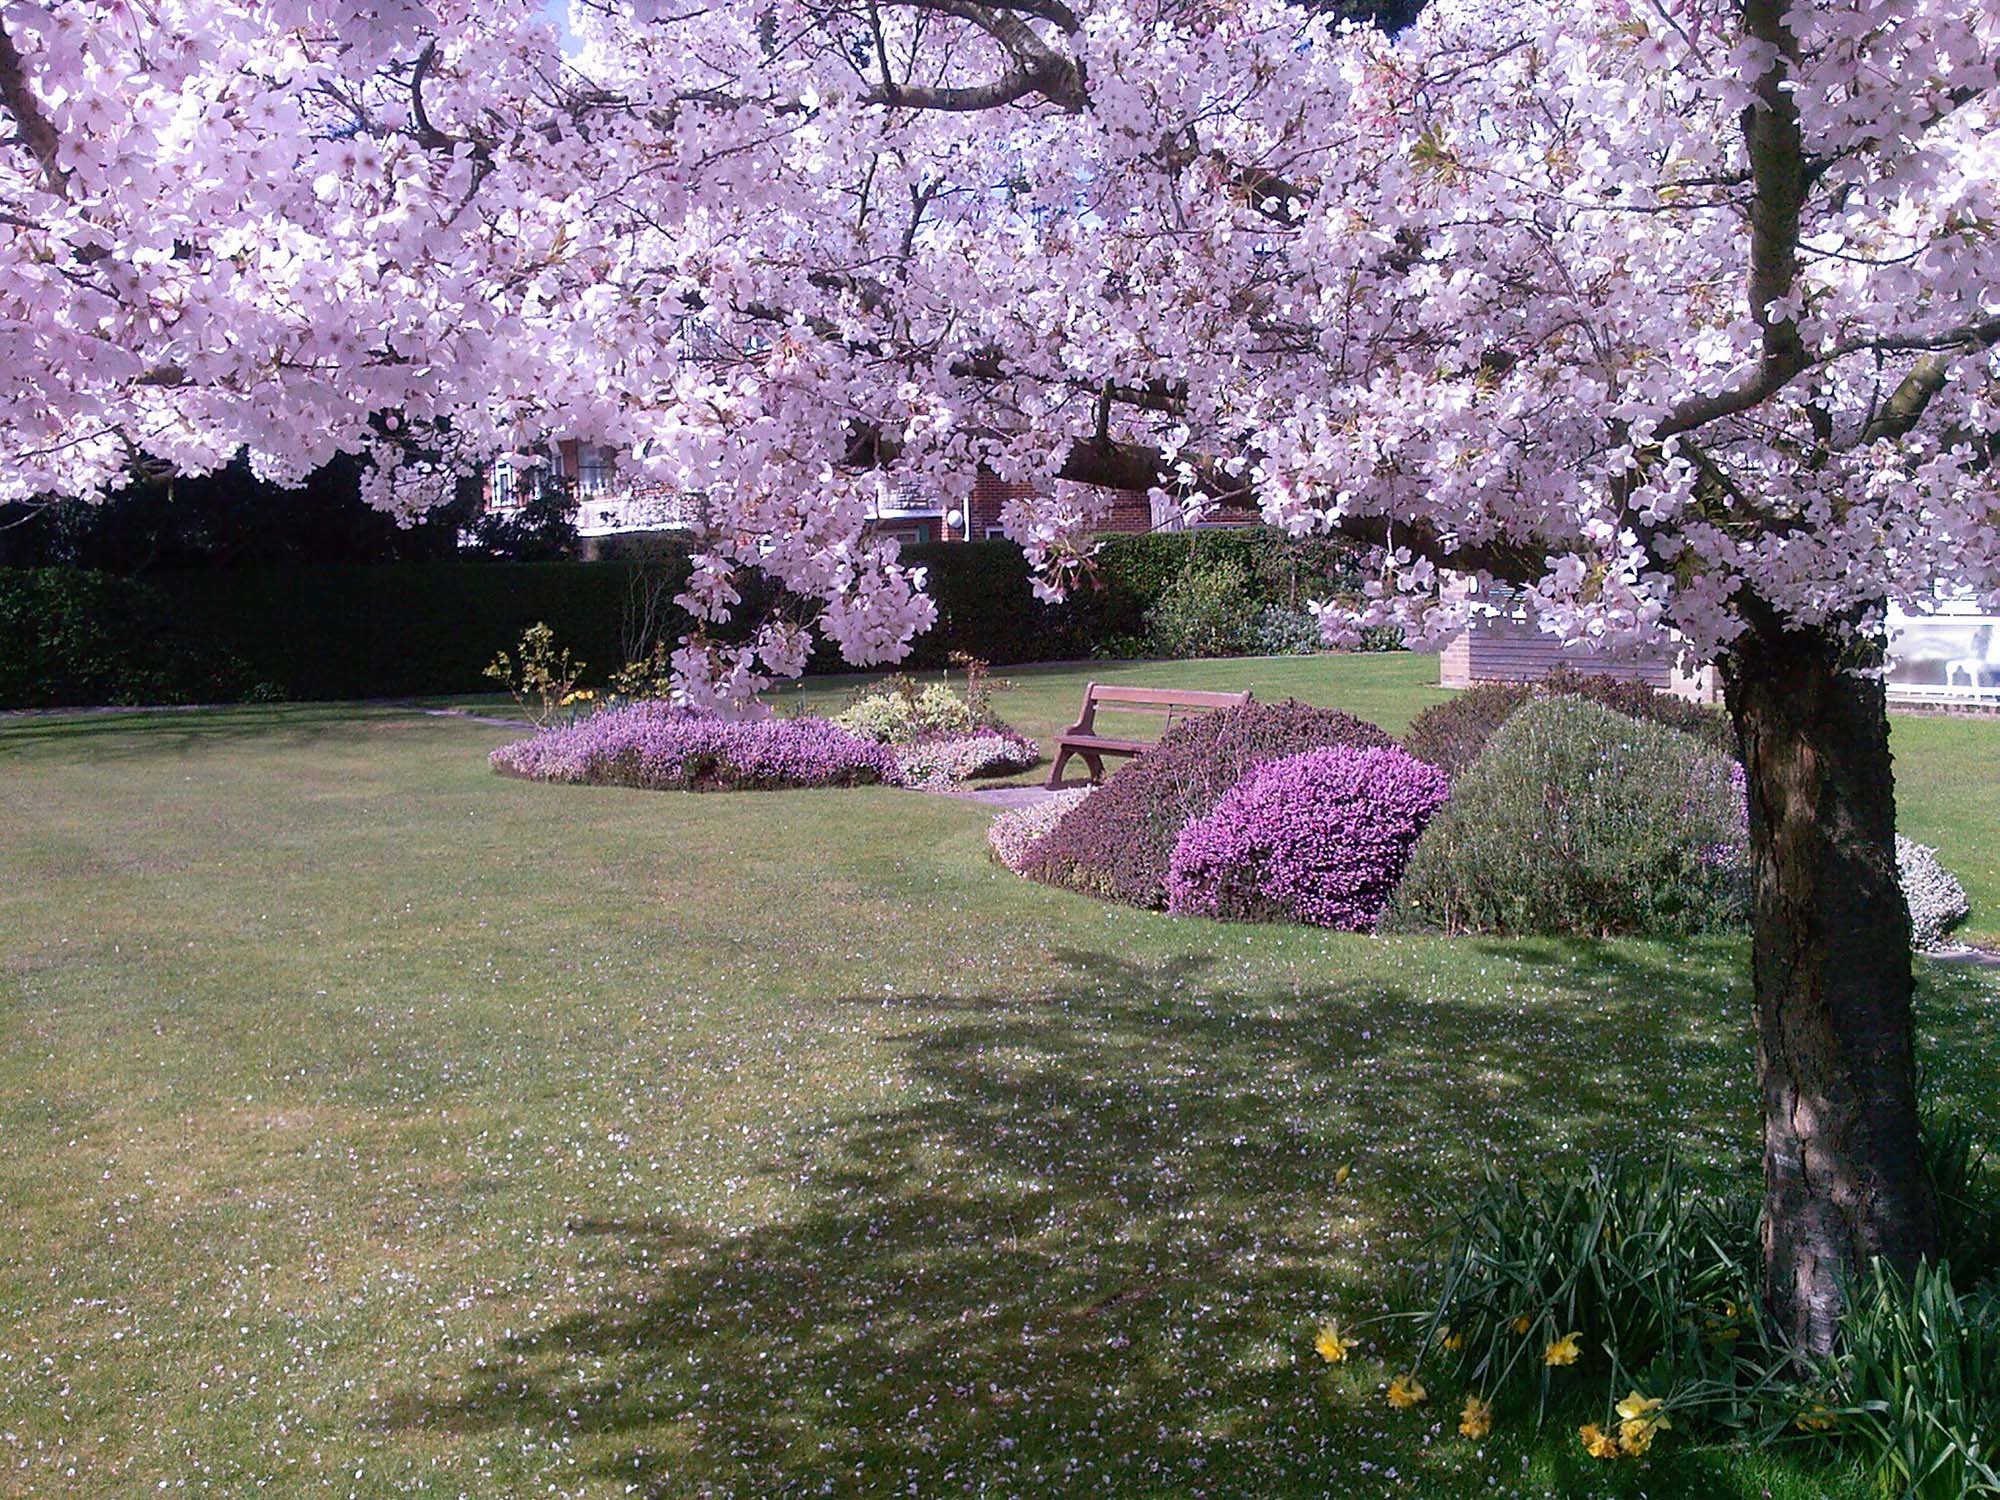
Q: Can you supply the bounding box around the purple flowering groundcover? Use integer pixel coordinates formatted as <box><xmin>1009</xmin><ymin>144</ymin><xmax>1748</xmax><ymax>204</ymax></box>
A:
<box><xmin>1166</xmin><ymin>745</ymin><xmax>1450</xmax><ymax>931</ymax></box>
<box><xmin>491</xmin><ymin>703</ymin><xmax>893</xmax><ymax>791</ymax></box>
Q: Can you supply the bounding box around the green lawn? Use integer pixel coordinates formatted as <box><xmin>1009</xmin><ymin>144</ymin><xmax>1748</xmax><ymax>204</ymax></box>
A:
<box><xmin>1</xmin><ymin>656</ymin><xmax>1995</xmax><ymax>1499</ymax></box>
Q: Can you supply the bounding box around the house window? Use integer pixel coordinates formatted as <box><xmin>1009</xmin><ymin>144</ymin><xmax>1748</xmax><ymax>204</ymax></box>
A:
<box><xmin>879</xmin><ymin>525</ymin><xmax>927</xmax><ymax>546</ymax></box>
<box><xmin>576</xmin><ymin>445</ymin><xmax>615</xmax><ymax>495</ymax></box>
<box><xmin>983</xmin><ymin>526</ymin><xmax>1012</xmax><ymax>541</ymax></box>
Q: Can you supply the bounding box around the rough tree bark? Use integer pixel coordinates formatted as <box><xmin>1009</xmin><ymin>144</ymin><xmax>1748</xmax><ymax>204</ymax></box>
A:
<box><xmin>1722</xmin><ymin>613</ymin><xmax>1940</xmax><ymax>1355</ymax></box>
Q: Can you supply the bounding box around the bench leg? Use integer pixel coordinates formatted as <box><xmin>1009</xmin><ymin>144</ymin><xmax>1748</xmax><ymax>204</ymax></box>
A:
<box><xmin>1045</xmin><ymin>746</ymin><xmax>1073</xmax><ymax>790</ymax></box>
<box><xmin>1083</xmin><ymin>752</ymin><xmax>1106</xmax><ymax>784</ymax></box>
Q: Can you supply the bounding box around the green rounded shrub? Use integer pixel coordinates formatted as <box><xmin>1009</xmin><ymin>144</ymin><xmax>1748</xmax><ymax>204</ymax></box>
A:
<box><xmin>833</xmin><ymin>681</ymin><xmax>977</xmax><ymax>743</ymax></box>
<box><xmin>1387</xmin><ymin>695</ymin><xmax>1747</xmax><ymax>937</ymax></box>
<box><xmin>1143</xmin><ymin>558</ymin><xmax>1260</xmax><ymax>659</ymax></box>
<box><xmin>1403</xmin><ymin>666</ymin><xmax>1733</xmax><ymax>779</ymax></box>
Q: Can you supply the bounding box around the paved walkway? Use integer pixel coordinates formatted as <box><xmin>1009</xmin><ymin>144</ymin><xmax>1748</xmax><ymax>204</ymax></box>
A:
<box><xmin>1933</xmin><ymin>944</ymin><xmax>2000</xmax><ymax>971</ymax></box>
<box><xmin>963</xmin><ymin>783</ymin><xmax>1069</xmax><ymax>809</ymax></box>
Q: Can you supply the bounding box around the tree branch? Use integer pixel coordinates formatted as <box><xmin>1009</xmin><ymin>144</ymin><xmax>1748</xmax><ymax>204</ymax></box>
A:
<box><xmin>0</xmin><ymin>12</ymin><xmax>68</xmax><ymax>197</ymax></box>
<box><xmin>1656</xmin><ymin>0</ymin><xmax>1809</xmax><ymax>441</ymax></box>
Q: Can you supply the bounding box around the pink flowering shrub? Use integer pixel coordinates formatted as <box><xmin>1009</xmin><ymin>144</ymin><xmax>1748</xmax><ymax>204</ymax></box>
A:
<box><xmin>1026</xmin><ymin>700</ymin><xmax>1397</xmax><ymax>908</ymax></box>
<box><xmin>1166</xmin><ymin>746</ymin><xmax>1450</xmax><ymax>930</ymax></box>
<box><xmin>491</xmin><ymin>703</ymin><xmax>891</xmax><ymax>790</ymax></box>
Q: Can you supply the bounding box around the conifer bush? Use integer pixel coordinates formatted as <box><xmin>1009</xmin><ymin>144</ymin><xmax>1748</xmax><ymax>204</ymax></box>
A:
<box><xmin>1388</xmin><ymin>695</ymin><xmax>1747</xmax><ymax>937</ymax></box>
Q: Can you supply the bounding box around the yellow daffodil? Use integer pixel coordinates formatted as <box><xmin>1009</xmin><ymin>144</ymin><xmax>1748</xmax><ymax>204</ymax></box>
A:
<box><xmin>1544</xmin><ymin>1331</ymin><xmax>1581</xmax><ymax>1366</ymax></box>
<box><xmin>1441</xmin><ymin>1327</ymin><xmax>1465</xmax><ymax>1352</ymax></box>
<box><xmin>1614</xmin><ymin>1391</ymin><xmax>1665</xmax><ymax>1424</ymax></box>
<box><xmin>1511</xmin><ymin>1314</ymin><xmax>1533</xmax><ymax>1335</ymax></box>
<box><xmin>1314</xmin><ymin>1321</ymin><xmax>1355</xmax><ymax>1364</ymax></box>
<box><xmin>1618</xmin><ymin>1420</ymin><xmax>1663</xmax><ymax>1456</ymax></box>
<box><xmin>1614</xmin><ymin>1390</ymin><xmax>1671</xmax><ymax>1455</ymax></box>
<box><xmin>1579</xmin><ymin>1423</ymin><xmax>1621</xmax><ymax>1460</ymax></box>
<box><xmin>1386</xmin><ymin>1373</ymin><xmax>1428</xmax><ymax>1410</ymax></box>
<box><xmin>1458</xmin><ymin>1393</ymin><xmax>1494</xmax><ymax>1439</ymax></box>
<box><xmin>1333</xmin><ymin>1163</ymin><xmax>1352</xmax><ymax>1185</ymax></box>
<box><xmin>1703</xmin><ymin>1299</ymin><xmax>1743</xmax><ymax>1344</ymax></box>
<box><xmin>1795</xmin><ymin>1403</ymin><xmax>1838</xmax><ymax>1433</ymax></box>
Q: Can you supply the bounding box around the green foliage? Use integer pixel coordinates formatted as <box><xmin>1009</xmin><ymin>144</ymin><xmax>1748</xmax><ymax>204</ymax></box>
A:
<box><xmin>15</xmin><ymin>528</ymin><xmax>1389</xmax><ymax>706</ymax></box>
<box><xmin>1404</xmin><ymin>1117</ymin><xmax>2000</xmax><ymax>1486</ymax></box>
<box><xmin>0</xmin><ymin>567</ymin><xmax>257</xmax><ymax>709</ymax></box>
<box><xmin>1822</xmin><ymin>1261</ymin><xmax>2000</xmax><ymax>1498</ymax></box>
<box><xmin>1411</xmin><ymin>1156</ymin><xmax>1770</xmax><ymax>1430</ymax></box>
<box><xmin>1389</xmin><ymin>695</ymin><xmax>1748</xmax><ymax>937</ymax></box>
<box><xmin>156</xmin><ymin>560</ymin><xmax>682</xmax><ymax>700</ymax></box>
<box><xmin>1925</xmin><ymin>1108</ymin><xmax>2000</xmax><ymax>1289</ymax></box>
<box><xmin>1251</xmin><ymin>604</ymin><xmax>1324</xmax><ymax>656</ymax></box>
<box><xmin>609</xmin><ymin>643</ymin><xmax>675</xmax><ymax>701</ymax></box>
<box><xmin>483</xmin><ymin>622</ymin><xmax>586</xmax><ymax>727</ymax></box>
<box><xmin>463</xmin><ymin>475</ymin><xmax>579</xmax><ymax>561</ymax></box>
<box><xmin>1402</xmin><ymin>680</ymin><xmax>1535</xmax><ymax>779</ymax></box>
<box><xmin>833</xmin><ymin>678</ymin><xmax>978</xmax><ymax>743</ymax></box>
<box><xmin>1404</xmin><ymin>667</ymin><xmax>1734</xmax><ymax>779</ymax></box>
<box><xmin>1143</xmin><ymin>558</ymin><xmax>1261</xmax><ymax>659</ymax></box>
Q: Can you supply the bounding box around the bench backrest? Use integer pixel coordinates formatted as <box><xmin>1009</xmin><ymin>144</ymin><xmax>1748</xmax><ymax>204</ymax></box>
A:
<box><xmin>1068</xmin><ymin>682</ymin><xmax>1252</xmax><ymax>738</ymax></box>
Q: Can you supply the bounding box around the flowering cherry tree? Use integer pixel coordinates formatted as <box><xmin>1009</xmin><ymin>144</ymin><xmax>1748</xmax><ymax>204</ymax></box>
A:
<box><xmin>7</xmin><ymin>0</ymin><xmax>1998</xmax><ymax>1350</ymax></box>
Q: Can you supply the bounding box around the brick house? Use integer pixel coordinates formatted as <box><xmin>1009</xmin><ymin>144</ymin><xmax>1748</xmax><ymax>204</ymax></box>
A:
<box><xmin>489</xmin><ymin>444</ymin><xmax>1256</xmax><ymax>549</ymax></box>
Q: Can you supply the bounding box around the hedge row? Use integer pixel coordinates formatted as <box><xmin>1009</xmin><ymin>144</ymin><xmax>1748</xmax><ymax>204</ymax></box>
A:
<box><xmin>2</xmin><ymin>530</ymin><xmax>1368</xmax><ymax>706</ymax></box>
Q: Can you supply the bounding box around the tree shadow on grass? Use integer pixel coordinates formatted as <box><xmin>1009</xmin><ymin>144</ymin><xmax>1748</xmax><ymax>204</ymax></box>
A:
<box><xmin>385</xmin><ymin>942</ymin><xmax>1855</xmax><ymax>1498</ymax></box>
<box><xmin>0</xmin><ymin>701</ymin><xmax>419</xmax><ymax>760</ymax></box>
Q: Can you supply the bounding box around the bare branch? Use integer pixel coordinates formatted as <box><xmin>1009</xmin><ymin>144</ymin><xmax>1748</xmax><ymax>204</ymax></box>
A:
<box><xmin>1657</xmin><ymin>0</ymin><xmax>1810</xmax><ymax>441</ymax></box>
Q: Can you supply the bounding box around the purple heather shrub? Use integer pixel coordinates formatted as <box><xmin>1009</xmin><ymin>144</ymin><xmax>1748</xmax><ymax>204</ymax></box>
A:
<box><xmin>1026</xmin><ymin>699</ymin><xmax>1397</xmax><ymax>908</ymax></box>
<box><xmin>1166</xmin><ymin>746</ymin><xmax>1450</xmax><ymax>930</ymax></box>
<box><xmin>490</xmin><ymin>703</ymin><xmax>892</xmax><ymax>790</ymax></box>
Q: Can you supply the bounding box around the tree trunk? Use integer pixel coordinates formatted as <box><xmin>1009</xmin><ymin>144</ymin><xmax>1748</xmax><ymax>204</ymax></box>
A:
<box><xmin>1722</xmin><ymin>616</ymin><xmax>1939</xmax><ymax>1355</ymax></box>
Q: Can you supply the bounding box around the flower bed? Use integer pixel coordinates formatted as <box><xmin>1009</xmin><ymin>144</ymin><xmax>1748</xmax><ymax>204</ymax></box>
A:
<box><xmin>1025</xmin><ymin>699</ymin><xmax>1398</xmax><ymax>907</ymax></box>
<box><xmin>491</xmin><ymin>703</ymin><xmax>892</xmax><ymax>790</ymax></box>
<box><xmin>887</xmin><ymin>731</ymin><xmax>1040</xmax><ymax>789</ymax></box>
<box><xmin>987</xmin><ymin>787</ymin><xmax>1095</xmax><ymax>872</ymax></box>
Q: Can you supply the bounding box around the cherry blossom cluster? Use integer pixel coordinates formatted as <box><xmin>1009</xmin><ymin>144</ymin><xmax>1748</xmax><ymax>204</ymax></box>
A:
<box><xmin>7</xmin><ymin>0</ymin><xmax>1996</xmax><ymax>697</ymax></box>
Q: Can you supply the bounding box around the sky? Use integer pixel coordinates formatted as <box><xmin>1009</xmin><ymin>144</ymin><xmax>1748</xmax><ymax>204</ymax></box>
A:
<box><xmin>540</xmin><ymin>0</ymin><xmax>576</xmax><ymax>51</ymax></box>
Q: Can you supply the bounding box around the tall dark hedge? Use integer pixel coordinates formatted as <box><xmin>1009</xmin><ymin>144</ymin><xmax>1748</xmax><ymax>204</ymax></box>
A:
<box><xmin>0</xmin><ymin>569</ymin><xmax>252</xmax><ymax>709</ymax></box>
<box><xmin>1025</xmin><ymin>699</ymin><xmax>1397</xmax><ymax>909</ymax></box>
<box><xmin>0</xmin><ymin>528</ymin><xmax>1377</xmax><ymax>707</ymax></box>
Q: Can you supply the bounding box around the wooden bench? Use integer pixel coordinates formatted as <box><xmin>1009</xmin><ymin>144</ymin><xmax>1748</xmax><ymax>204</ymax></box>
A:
<box><xmin>1045</xmin><ymin>683</ymin><xmax>1252</xmax><ymax>789</ymax></box>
